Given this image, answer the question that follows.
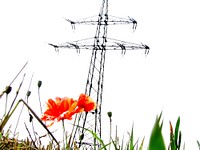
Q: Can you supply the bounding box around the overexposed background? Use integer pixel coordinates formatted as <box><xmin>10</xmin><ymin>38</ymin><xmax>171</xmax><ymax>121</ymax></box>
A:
<box><xmin>0</xmin><ymin>0</ymin><xmax>200</xmax><ymax>149</ymax></box>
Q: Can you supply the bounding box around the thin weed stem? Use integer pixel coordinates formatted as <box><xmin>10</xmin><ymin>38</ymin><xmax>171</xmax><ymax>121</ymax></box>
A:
<box><xmin>37</xmin><ymin>84</ymin><xmax>43</xmax><ymax>114</ymax></box>
<box><xmin>25</xmin><ymin>73</ymin><xmax>38</xmax><ymax>142</ymax></box>
<box><xmin>69</xmin><ymin>113</ymin><xmax>77</xmax><ymax>148</ymax></box>
<box><xmin>109</xmin><ymin>117</ymin><xmax>112</xmax><ymax>150</ymax></box>
<box><xmin>62</xmin><ymin>119</ymin><xmax>66</xmax><ymax>149</ymax></box>
<box><xmin>9</xmin><ymin>61</ymin><xmax>29</xmax><ymax>86</ymax></box>
<box><xmin>7</xmin><ymin>73</ymin><xmax>26</xmax><ymax>116</ymax></box>
<box><xmin>78</xmin><ymin>112</ymin><xmax>88</xmax><ymax>148</ymax></box>
<box><xmin>24</xmin><ymin>122</ymin><xmax>38</xmax><ymax>149</ymax></box>
<box><xmin>71</xmin><ymin>113</ymin><xmax>81</xmax><ymax>145</ymax></box>
<box><xmin>0</xmin><ymin>61</ymin><xmax>28</xmax><ymax>99</ymax></box>
<box><xmin>4</xmin><ymin>94</ymin><xmax>8</xmax><ymax>116</ymax></box>
<box><xmin>14</xmin><ymin>73</ymin><xmax>33</xmax><ymax>135</ymax></box>
<box><xmin>27</xmin><ymin>94</ymin><xmax>37</xmax><ymax>144</ymax></box>
<box><xmin>14</xmin><ymin>103</ymin><xmax>24</xmax><ymax>135</ymax></box>
<box><xmin>107</xmin><ymin>111</ymin><xmax>112</xmax><ymax>150</ymax></box>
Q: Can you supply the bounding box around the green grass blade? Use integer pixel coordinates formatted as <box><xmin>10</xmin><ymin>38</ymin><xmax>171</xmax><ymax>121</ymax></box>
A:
<box><xmin>169</xmin><ymin>121</ymin><xmax>176</xmax><ymax>150</ymax></box>
<box><xmin>129</xmin><ymin>124</ymin><xmax>134</xmax><ymax>150</ymax></box>
<box><xmin>175</xmin><ymin>116</ymin><xmax>180</xmax><ymax>147</ymax></box>
<box><xmin>84</xmin><ymin>128</ymin><xmax>107</xmax><ymax>150</ymax></box>
<box><xmin>177</xmin><ymin>131</ymin><xmax>181</xmax><ymax>150</ymax></box>
<box><xmin>139</xmin><ymin>137</ymin><xmax>145</xmax><ymax>150</ymax></box>
<box><xmin>120</xmin><ymin>135</ymin><xmax>124</xmax><ymax>150</ymax></box>
<box><xmin>197</xmin><ymin>140</ymin><xmax>200</xmax><ymax>150</ymax></box>
<box><xmin>0</xmin><ymin>132</ymin><xmax>2</xmax><ymax>140</ymax></box>
<box><xmin>110</xmin><ymin>138</ymin><xmax>119</xmax><ymax>150</ymax></box>
<box><xmin>100</xmin><ymin>143</ymin><xmax>112</xmax><ymax>150</ymax></box>
<box><xmin>148</xmin><ymin>112</ymin><xmax>166</xmax><ymax>150</ymax></box>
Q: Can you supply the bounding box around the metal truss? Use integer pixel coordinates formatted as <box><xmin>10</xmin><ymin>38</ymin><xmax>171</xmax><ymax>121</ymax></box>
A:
<box><xmin>49</xmin><ymin>0</ymin><xmax>149</xmax><ymax>149</ymax></box>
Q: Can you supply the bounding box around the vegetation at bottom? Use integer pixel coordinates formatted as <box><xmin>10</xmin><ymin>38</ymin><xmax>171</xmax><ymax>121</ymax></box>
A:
<box><xmin>1</xmin><ymin>62</ymin><xmax>200</xmax><ymax>150</ymax></box>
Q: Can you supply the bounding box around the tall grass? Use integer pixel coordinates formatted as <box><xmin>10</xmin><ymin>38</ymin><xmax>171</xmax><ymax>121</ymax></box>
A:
<box><xmin>0</xmin><ymin>62</ymin><xmax>199</xmax><ymax>149</ymax></box>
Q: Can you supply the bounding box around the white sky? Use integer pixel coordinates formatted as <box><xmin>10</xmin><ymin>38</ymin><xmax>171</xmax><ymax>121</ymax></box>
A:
<box><xmin>1</xmin><ymin>0</ymin><xmax>200</xmax><ymax>149</ymax></box>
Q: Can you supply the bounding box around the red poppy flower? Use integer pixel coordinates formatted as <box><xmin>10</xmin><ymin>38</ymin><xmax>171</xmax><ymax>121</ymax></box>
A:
<box><xmin>77</xmin><ymin>93</ymin><xmax>96</xmax><ymax>112</ymax></box>
<box><xmin>41</xmin><ymin>97</ymin><xmax>78</xmax><ymax>127</ymax></box>
<box><xmin>41</xmin><ymin>94</ymin><xmax>96</xmax><ymax>127</ymax></box>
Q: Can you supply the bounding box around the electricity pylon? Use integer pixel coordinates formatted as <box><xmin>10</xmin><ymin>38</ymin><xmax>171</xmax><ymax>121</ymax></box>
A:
<box><xmin>49</xmin><ymin>0</ymin><xmax>149</xmax><ymax>149</ymax></box>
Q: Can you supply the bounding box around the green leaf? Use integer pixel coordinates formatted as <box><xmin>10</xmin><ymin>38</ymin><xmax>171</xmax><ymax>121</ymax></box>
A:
<box><xmin>177</xmin><ymin>131</ymin><xmax>182</xmax><ymax>150</ymax></box>
<box><xmin>197</xmin><ymin>140</ymin><xmax>200</xmax><ymax>150</ymax></box>
<box><xmin>175</xmin><ymin>116</ymin><xmax>180</xmax><ymax>147</ymax></box>
<box><xmin>148</xmin><ymin>112</ymin><xmax>166</xmax><ymax>150</ymax></box>
<box><xmin>129</xmin><ymin>124</ymin><xmax>134</xmax><ymax>150</ymax></box>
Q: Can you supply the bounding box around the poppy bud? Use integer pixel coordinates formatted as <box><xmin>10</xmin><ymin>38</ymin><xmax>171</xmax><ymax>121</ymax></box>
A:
<box><xmin>5</xmin><ymin>86</ymin><xmax>12</xmax><ymax>94</ymax></box>
<box><xmin>29</xmin><ymin>114</ymin><xmax>33</xmax><ymax>122</ymax></box>
<box><xmin>26</xmin><ymin>91</ymin><xmax>31</xmax><ymax>97</ymax></box>
<box><xmin>38</xmin><ymin>80</ymin><xmax>42</xmax><ymax>88</ymax></box>
<box><xmin>79</xmin><ymin>133</ymin><xmax>84</xmax><ymax>141</ymax></box>
<box><xmin>107</xmin><ymin>111</ymin><xmax>112</xmax><ymax>118</ymax></box>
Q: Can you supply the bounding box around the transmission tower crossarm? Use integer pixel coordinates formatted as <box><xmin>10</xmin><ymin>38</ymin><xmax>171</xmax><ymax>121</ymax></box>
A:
<box><xmin>65</xmin><ymin>15</ymin><xmax>137</xmax><ymax>30</ymax></box>
<box><xmin>48</xmin><ymin>38</ymin><xmax>149</xmax><ymax>55</ymax></box>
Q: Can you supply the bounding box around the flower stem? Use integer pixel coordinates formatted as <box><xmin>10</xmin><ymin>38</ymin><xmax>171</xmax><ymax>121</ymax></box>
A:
<box><xmin>69</xmin><ymin>113</ymin><xmax>77</xmax><ymax>148</ymax></box>
<box><xmin>37</xmin><ymin>80</ymin><xmax>43</xmax><ymax>114</ymax></box>
<box><xmin>62</xmin><ymin>119</ymin><xmax>66</xmax><ymax>149</ymax></box>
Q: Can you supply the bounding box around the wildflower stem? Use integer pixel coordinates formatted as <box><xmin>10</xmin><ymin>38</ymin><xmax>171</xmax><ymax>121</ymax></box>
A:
<box><xmin>3</xmin><ymin>86</ymin><xmax>12</xmax><ymax>116</ymax></box>
<box><xmin>14</xmin><ymin>73</ymin><xmax>33</xmax><ymax>135</ymax></box>
<box><xmin>69</xmin><ymin>113</ymin><xmax>77</xmax><ymax>148</ymax></box>
<box><xmin>62</xmin><ymin>119</ymin><xmax>66</xmax><ymax>149</ymax></box>
<box><xmin>78</xmin><ymin>112</ymin><xmax>88</xmax><ymax>148</ymax></box>
<box><xmin>10</xmin><ymin>61</ymin><xmax>29</xmax><ymax>86</ymax></box>
<box><xmin>7</xmin><ymin>73</ymin><xmax>26</xmax><ymax>116</ymax></box>
<box><xmin>71</xmin><ymin>113</ymin><xmax>81</xmax><ymax>146</ymax></box>
<box><xmin>107</xmin><ymin>111</ymin><xmax>112</xmax><ymax>150</ymax></box>
<box><xmin>4</xmin><ymin>94</ymin><xmax>8</xmax><ymax>116</ymax></box>
<box><xmin>0</xmin><ymin>61</ymin><xmax>28</xmax><ymax>99</ymax></box>
<box><xmin>14</xmin><ymin>103</ymin><xmax>24</xmax><ymax>135</ymax></box>
<box><xmin>24</xmin><ymin>122</ymin><xmax>38</xmax><ymax>149</ymax></box>
<box><xmin>38</xmin><ymin>85</ymin><xmax>43</xmax><ymax>114</ymax></box>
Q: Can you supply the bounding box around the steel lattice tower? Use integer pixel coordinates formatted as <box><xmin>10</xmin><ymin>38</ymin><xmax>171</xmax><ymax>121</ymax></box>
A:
<box><xmin>49</xmin><ymin>0</ymin><xmax>149</xmax><ymax>149</ymax></box>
